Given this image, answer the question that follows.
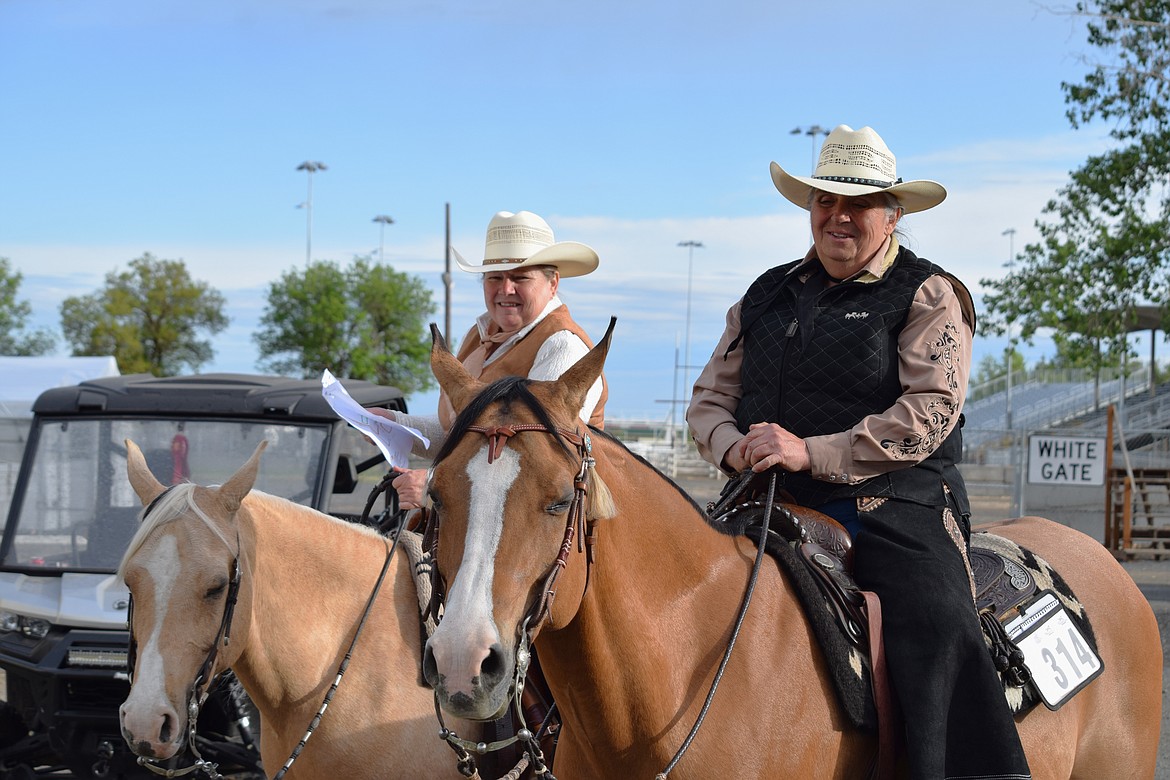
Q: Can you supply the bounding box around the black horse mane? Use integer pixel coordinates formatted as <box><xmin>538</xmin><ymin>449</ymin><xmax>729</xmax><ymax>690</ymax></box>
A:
<box><xmin>433</xmin><ymin>374</ymin><xmax>709</xmax><ymax>515</ymax></box>
<box><xmin>433</xmin><ymin>375</ymin><xmax>576</xmax><ymax>466</ymax></box>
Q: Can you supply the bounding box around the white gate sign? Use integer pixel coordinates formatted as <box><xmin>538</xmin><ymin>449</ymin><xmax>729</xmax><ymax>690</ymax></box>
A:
<box><xmin>1027</xmin><ymin>435</ymin><xmax>1106</xmax><ymax>486</ymax></box>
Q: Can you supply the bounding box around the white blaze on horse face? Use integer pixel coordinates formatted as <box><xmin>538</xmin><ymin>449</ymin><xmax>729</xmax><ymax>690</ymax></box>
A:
<box><xmin>128</xmin><ymin>534</ymin><xmax>180</xmax><ymax>708</ymax></box>
<box><xmin>441</xmin><ymin>445</ymin><xmax>520</xmax><ymax>657</ymax></box>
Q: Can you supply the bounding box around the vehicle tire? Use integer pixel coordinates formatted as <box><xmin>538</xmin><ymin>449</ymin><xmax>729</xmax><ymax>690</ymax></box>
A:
<box><xmin>0</xmin><ymin>701</ymin><xmax>29</xmax><ymax>749</ymax></box>
<box><xmin>0</xmin><ymin>767</ymin><xmax>36</xmax><ymax>780</ymax></box>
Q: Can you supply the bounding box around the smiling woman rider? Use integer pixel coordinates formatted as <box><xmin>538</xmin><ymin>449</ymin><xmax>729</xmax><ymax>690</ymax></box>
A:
<box><xmin>369</xmin><ymin>209</ymin><xmax>606</xmax><ymax>509</ymax></box>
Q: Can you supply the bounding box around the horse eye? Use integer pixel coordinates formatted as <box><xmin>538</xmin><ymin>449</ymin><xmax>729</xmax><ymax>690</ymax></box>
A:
<box><xmin>546</xmin><ymin>499</ymin><xmax>572</xmax><ymax>514</ymax></box>
<box><xmin>205</xmin><ymin>580</ymin><xmax>227</xmax><ymax>600</ymax></box>
<box><xmin>428</xmin><ymin>492</ymin><xmax>443</xmax><ymax>510</ymax></box>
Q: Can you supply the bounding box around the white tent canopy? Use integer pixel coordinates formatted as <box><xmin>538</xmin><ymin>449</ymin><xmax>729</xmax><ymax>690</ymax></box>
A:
<box><xmin>0</xmin><ymin>356</ymin><xmax>120</xmax><ymax>417</ymax></box>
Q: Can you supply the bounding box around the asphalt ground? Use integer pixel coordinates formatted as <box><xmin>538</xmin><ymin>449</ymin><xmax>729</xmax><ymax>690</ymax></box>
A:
<box><xmin>1120</xmin><ymin>560</ymin><xmax>1170</xmax><ymax>779</ymax></box>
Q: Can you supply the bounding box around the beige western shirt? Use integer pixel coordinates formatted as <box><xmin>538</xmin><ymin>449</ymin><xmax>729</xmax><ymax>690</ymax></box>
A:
<box><xmin>686</xmin><ymin>238</ymin><xmax>974</xmax><ymax>484</ymax></box>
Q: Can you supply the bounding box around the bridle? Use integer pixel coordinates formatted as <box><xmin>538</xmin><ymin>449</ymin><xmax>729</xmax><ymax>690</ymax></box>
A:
<box><xmin>428</xmin><ymin>419</ymin><xmax>776</xmax><ymax>780</ymax></box>
<box><xmin>125</xmin><ymin>484</ymin><xmax>241</xmax><ymax>779</ymax></box>
<box><xmin>127</xmin><ymin>477</ymin><xmax>403</xmax><ymax>780</ymax></box>
<box><xmin>429</xmin><ymin>422</ymin><xmax>602</xmax><ymax>780</ymax></box>
<box><xmin>128</xmin><ymin>534</ymin><xmax>244</xmax><ymax>780</ymax></box>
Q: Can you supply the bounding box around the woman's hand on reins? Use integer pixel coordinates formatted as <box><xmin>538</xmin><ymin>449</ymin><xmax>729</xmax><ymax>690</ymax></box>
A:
<box><xmin>735</xmin><ymin>422</ymin><xmax>810</xmax><ymax>474</ymax></box>
<box><xmin>391</xmin><ymin>467</ymin><xmax>427</xmax><ymax>510</ymax></box>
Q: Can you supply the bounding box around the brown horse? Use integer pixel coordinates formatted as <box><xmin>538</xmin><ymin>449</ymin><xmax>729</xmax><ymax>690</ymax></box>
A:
<box><xmin>422</xmin><ymin>322</ymin><xmax>1163</xmax><ymax>779</ymax></box>
<box><xmin>118</xmin><ymin>439</ymin><xmax>468</xmax><ymax>779</ymax></box>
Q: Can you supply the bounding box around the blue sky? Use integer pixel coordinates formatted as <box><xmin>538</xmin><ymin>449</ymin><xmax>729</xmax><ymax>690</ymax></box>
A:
<box><xmin>0</xmin><ymin>0</ymin><xmax>1119</xmax><ymax>421</ymax></box>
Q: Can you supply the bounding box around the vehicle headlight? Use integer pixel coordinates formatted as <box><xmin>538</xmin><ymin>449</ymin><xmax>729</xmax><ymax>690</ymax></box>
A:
<box><xmin>0</xmin><ymin>612</ymin><xmax>53</xmax><ymax>639</ymax></box>
<box><xmin>0</xmin><ymin>611</ymin><xmax>19</xmax><ymax>633</ymax></box>
<box><xmin>21</xmin><ymin>618</ymin><xmax>50</xmax><ymax>639</ymax></box>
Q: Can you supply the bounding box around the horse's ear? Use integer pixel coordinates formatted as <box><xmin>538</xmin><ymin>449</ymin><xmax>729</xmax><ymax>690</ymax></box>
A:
<box><xmin>215</xmin><ymin>440</ymin><xmax>267</xmax><ymax>513</ymax></box>
<box><xmin>126</xmin><ymin>439</ymin><xmax>167</xmax><ymax>506</ymax></box>
<box><xmin>430</xmin><ymin>322</ymin><xmax>483</xmax><ymax>415</ymax></box>
<box><xmin>552</xmin><ymin>317</ymin><xmax>616</xmax><ymax>417</ymax></box>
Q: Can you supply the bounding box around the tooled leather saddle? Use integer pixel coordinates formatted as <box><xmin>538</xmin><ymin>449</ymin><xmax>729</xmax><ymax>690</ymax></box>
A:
<box><xmin>705</xmin><ymin>471</ymin><xmax>1039</xmax><ymax>713</ymax></box>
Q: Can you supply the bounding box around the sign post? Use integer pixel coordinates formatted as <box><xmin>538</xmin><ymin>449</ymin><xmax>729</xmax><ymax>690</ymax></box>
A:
<box><xmin>1028</xmin><ymin>435</ymin><xmax>1107</xmax><ymax>486</ymax></box>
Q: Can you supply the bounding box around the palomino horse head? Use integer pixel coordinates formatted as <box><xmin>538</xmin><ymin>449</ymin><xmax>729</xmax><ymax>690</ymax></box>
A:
<box><xmin>118</xmin><ymin>439</ymin><xmax>264</xmax><ymax>761</ymax></box>
<box><xmin>422</xmin><ymin>320</ymin><xmax>616</xmax><ymax>721</ymax></box>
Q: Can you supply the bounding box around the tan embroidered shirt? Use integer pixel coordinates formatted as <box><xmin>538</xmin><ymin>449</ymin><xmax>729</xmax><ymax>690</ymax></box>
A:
<box><xmin>686</xmin><ymin>239</ymin><xmax>974</xmax><ymax>483</ymax></box>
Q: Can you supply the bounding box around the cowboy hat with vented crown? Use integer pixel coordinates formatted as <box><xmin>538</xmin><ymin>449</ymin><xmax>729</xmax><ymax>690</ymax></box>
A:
<box><xmin>770</xmin><ymin>125</ymin><xmax>947</xmax><ymax>214</ymax></box>
<box><xmin>455</xmin><ymin>210</ymin><xmax>599</xmax><ymax>278</ymax></box>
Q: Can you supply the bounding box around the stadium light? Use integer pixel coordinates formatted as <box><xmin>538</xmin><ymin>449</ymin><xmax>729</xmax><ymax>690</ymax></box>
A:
<box><xmin>296</xmin><ymin>161</ymin><xmax>327</xmax><ymax>264</ymax></box>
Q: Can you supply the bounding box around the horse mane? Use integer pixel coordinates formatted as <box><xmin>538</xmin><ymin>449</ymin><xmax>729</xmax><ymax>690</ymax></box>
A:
<box><xmin>585</xmin><ymin>426</ymin><xmax>708</xmax><ymax>515</ymax></box>
<box><xmin>118</xmin><ymin>484</ymin><xmax>234</xmax><ymax>577</ymax></box>
<box><xmin>434</xmin><ymin>375</ymin><xmax>577</xmax><ymax>466</ymax></box>
<box><xmin>434</xmin><ymin>374</ymin><xmax>708</xmax><ymax>517</ymax></box>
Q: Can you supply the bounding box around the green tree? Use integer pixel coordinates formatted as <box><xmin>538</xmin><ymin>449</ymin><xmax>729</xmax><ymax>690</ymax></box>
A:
<box><xmin>255</xmin><ymin>256</ymin><xmax>436</xmax><ymax>395</ymax></box>
<box><xmin>980</xmin><ymin>1</ymin><xmax>1170</xmax><ymax>374</ymax></box>
<box><xmin>0</xmin><ymin>257</ymin><xmax>56</xmax><ymax>355</ymax></box>
<box><xmin>60</xmin><ymin>253</ymin><xmax>228</xmax><ymax>375</ymax></box>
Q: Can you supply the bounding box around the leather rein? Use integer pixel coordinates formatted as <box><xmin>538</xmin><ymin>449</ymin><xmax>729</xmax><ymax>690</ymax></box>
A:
<box><xmin>429</xmin><ymin>422</ymin><xmax>601</xmax><ymax>780</ymax></box>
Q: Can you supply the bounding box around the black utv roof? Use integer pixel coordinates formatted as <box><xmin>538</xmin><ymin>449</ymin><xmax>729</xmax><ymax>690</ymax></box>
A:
<box><xmin>30</xmin><ymin>373</ymin><xmax>407</xmax><ymax>421</ymax></box>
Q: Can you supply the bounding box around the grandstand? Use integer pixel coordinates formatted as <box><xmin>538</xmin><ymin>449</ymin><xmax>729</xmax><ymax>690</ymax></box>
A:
<box><xmin>963</xmin><ymin>363</ymin><xmax>1170</xmax><ymax>557</ymax></box>
<box><xmin>608</xmin><ymin>365</ymin><xmax>1170</xmax><ymax>547</ymax></box>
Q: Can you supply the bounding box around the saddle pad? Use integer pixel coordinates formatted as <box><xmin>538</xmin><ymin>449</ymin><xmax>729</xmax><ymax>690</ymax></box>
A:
<box><xmin>971</xmin><ymin>531</ymin><xmax>1099</xmax><ymax>714</ymax></box>
<box><xmin>398</xmin><ymin>529</ymin><xmax>438</xmax><ymax>688</ymax></box>
<box><xmin>745</xmin><ymin>526</ymin><xmax>877</xmax><ymax>730</ymax></box>
<box><xmin>743</xmin><ymin>526</ymin><xmax>1100</xmax><ymax>729</ymax></box>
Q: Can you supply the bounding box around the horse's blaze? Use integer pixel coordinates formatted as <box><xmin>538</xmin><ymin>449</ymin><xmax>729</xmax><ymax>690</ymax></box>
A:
<box><xmin>427</xmin><ymin>445</ymin><xmax>520</xmax><ymax>720</ymax></box>
<box><xmin>120</xmin><ymin>535</ymin><xmax>188</xmax><ymax>757</ymax></box>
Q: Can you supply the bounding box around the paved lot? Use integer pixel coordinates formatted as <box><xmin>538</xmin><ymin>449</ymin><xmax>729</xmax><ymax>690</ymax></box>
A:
<box><xmin>1120</xmin><ymin>560</ymin><xmax>1170</xmax><ymax>780</ymax></box>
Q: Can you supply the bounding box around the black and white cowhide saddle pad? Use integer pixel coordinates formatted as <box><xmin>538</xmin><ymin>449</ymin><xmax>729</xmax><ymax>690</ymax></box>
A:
<box><xmin>706</xmin><ymin>502</ymin><xmax>1098</xmax><ymax>731</ymax></box>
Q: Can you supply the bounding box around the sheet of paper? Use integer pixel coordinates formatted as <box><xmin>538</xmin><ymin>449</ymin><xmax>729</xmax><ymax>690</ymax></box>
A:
<box><xmin>321</xmin><ymin>369</ymin><xmax>429</xmax><ymax>469</ymax></box>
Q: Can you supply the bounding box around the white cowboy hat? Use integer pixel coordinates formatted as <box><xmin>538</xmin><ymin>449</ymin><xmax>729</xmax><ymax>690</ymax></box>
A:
<box><xmin>454</xmin><ymin>210</ymin><xmax>599</xmax><ymax>278</ymax></box>
<box><xmin>770</xmin><ymin>125</ymin><xmax>946</xmax><ymax>214</ymax></box>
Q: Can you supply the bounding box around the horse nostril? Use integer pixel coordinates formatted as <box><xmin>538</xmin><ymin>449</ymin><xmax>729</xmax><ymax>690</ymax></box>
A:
<box><xmin>159</xmin><ymin>713</ymin><xmax>174</xmax><ymax>744</ymax></box>
<box><xmin>481</xmin><ymin>643</ymin><xmax>505</xmax><ymax>682</ymax></box>
<box><xmin>422</xmin><ymin>644</ymin><xmax>439</xmax><ymax>689</ymax></box>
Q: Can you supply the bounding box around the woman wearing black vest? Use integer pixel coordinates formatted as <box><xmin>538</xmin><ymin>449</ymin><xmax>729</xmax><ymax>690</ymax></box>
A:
<box><xmin>687</xmin><ymin>125</ymin><xmax>1030</xmax><ymax>780</ymax></box>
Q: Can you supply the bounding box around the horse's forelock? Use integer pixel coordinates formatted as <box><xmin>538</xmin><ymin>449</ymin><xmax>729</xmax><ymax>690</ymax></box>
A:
<box><xmin>118</xmin><ymin>484</ymin><xmax>236</xmax><ymax>577</ymax></box>
<box><xmin>434</xmin><ymin>375</ymin><xmax>575</xmax><ymax>466</ymax></box>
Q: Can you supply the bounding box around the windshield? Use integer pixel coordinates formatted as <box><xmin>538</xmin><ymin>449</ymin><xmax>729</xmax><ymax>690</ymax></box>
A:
<box><xmin>3</xmin><ymin>418</ymin><xmax>331</xmax><ymax>572</ymax></box>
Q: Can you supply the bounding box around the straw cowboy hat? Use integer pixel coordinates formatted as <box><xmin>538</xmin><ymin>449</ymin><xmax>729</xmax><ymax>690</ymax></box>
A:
<box><xmin>454</xmin><ymin>210</ymin><xmax>599</xmax><ymax>278</ymax></box>
<box><xmin>770</xmin><ymin>125</ymin><xmax>947</xmax><ymax>214</ymax></box>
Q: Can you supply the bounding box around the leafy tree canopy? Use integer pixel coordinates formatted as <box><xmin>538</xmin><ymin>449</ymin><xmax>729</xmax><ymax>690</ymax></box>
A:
<box><xmin>254</xmin><ymin>256</ymin><xmax>436</xmax><ymax>396</ymax></box>
<box><xmin>980</xmin><ymin>1</ymin><xmax>1170</xmax><ymax>372</ymax></box>
<box><xmin>0</xmin><ymin>257</ymin><xmax>56</xmax><ymax>356</ymax></box>
<box><xmin>59</xmin><ymin>253</ymin><xmax>228</xmax><ymax>375</ymax></box>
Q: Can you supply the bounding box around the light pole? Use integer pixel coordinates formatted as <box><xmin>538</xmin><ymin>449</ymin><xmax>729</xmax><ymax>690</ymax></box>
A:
<box><xmin>677</xmin><ymin>240</ymin><xmax>704</xmax><ymax>430</ymax></box>
<box><xmin>1002</xmin><ymin>228</ymin><xmax>1017</xmax><ymax>430</ymax></box>
<box><xmin>790</xmin><ymin>126</ymin><xmax>829</xmax><ymax>242</ymax></box>
<box><xmin>789</xmin><ymin>125</ymin><xmax>830</xmax><ymax>172</ymax></box>
<box><xmin>296</xmin><ymin>161</ymin><xmax>327</xmax><ymax>264</ymax></box>
<box><xmin>373</xmin><ymin>215</ymin><xmax>394</xmax><ymax>263</ymax></box>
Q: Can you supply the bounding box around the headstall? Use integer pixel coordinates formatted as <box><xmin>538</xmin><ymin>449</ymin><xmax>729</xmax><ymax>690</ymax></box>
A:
<box><xmin>131</xmin><ymin>539</ymin><xmax>243</xmax><ymax>780</ymax></box>
<box><xmin>429</xmin><ymin>422</ymin><xmax>602</xmax><ymax>780</ymax></box>
<box><xmin>130</xmin><ymin>476</ymin><xmax>403</xmax><ymax>780</ymax></box>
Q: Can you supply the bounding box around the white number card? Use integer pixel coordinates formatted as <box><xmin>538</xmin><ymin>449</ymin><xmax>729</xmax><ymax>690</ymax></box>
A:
<box><xmin>1005</xmin><ymin>590</ymin><xmax>1103</xmax><ymax>710</ymax></box>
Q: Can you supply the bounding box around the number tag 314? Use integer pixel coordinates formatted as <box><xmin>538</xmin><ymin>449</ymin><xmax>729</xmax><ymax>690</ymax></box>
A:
<box><xmin>1005</xmin><ymin>590</ymin><xmax>1104</xmax><ymax>710</ymax></box>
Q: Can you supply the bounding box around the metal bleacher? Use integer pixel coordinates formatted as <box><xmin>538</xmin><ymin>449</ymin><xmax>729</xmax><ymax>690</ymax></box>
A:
<box><xmin>964</xmin><ymin>365</ymin><xmax>1170</xmax><ymax>558</ymax></box>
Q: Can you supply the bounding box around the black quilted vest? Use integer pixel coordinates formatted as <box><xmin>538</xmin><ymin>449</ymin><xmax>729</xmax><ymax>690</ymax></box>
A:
<box><xmin>731</xmin><ymin>246</ymin><xmax>970</xmax><ymax>513</ymax></box>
